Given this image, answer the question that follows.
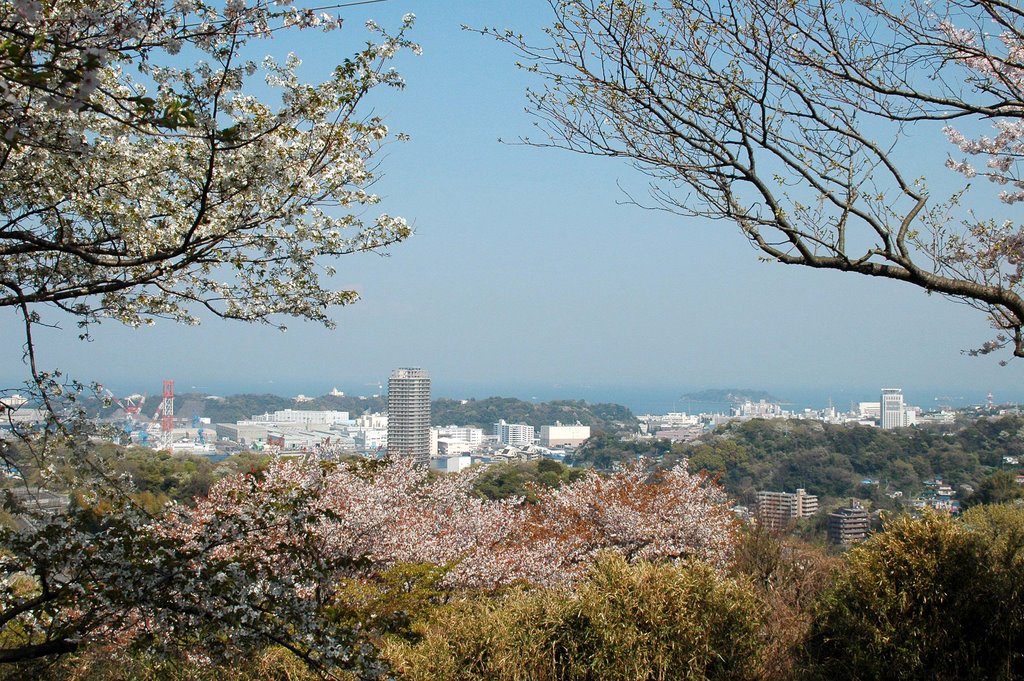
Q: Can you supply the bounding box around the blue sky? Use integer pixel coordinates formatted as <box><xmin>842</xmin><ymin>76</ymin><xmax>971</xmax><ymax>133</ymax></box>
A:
<box><xmin>1</xmin><ymin>0</ymin><xmax>1021</xmax><ymax>409</ymax></box>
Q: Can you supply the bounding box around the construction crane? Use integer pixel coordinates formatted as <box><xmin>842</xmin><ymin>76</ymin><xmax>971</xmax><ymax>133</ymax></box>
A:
<box><xmin>192</xmin><ymin>414</ymin><xmax>206</xmax><ymax>445</ymax></box>
<box><xmin>97</xmin><ymin>386</ymin><xmax>147</xmax><ymax>444</ymax></box>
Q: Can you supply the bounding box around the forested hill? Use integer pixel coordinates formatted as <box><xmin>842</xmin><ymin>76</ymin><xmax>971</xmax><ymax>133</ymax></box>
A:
<box><xmin>668</xmin><ymin>415</ymin><xmax>1024</xmax><ymax>508</ymax></box>
<box><xmin>122</xmin><ymin>393</ymin><xmax>636</xmax><ymax>432</ymax></box>
<box><xmin>432</xmin><ymin>397</ymin><xmax>637</xmax><ymax>432</ymax></box>
<box><xmin>679</xmin><ymin>388</ymin><xmax>782</xmax><ymax>403</ymax></box>
<box><xmin>168</xmin><ymin>393</ymin><xmax>388</xmax><ymax>423</ymax></box>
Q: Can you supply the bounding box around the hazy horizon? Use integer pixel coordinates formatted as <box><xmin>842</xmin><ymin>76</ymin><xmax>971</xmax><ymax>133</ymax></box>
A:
<box><xmin>37</xmin><ymin>374</ymin><xmax>1018</xmax><ymax>418</ymax></box>
<box><xmin>2</xmin><ymin>2</ymin><xmax>1021</xmax><ymax>409</ymax></box>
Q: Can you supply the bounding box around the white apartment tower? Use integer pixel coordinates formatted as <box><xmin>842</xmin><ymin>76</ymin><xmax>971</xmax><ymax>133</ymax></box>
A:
<box><xmin>387</xmin><ymin>368</ymin><xmax>431</xmax><ymax>465</ymax></box>
<box><xmin>880</xmin><ymin>388</ymin><xmax>906</xmax><ymax>430</ymax></box>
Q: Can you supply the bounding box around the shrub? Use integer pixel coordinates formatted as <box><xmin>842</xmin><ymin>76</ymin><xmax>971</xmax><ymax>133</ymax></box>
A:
<box><xmin>806</xmin><ymin>511</ymin><xmax>1023</xmax><ymax>680</ymax></box>
<box><xmin>384</xmin><ymin>553</ymin><xmax>765</xmax><ymax>681</ymax></box>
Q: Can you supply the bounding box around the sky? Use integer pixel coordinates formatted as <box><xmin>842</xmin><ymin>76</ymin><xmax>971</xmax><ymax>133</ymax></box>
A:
<box><xmin>1</xmin><ymin>0</ymin><xmax>1021</xmax><ymax>411</ymax></box>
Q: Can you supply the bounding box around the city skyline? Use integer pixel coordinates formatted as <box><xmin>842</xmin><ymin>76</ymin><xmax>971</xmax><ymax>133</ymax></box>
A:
<box><xmin>1</xmin><ymin>2</ymin><xmax>1021</xmax><ymax>402</ymax></box>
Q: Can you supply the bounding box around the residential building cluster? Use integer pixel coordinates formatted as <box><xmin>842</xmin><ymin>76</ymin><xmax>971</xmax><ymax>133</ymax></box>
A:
<box><xmin>638</xmin><ymin>387</ymin><xmax>928</xmax><ymax>443</ymax></box>
<box><xmin>181</xmin><ymin>368</ymin><xmax>593</xmax><ymax>474</ymax></box>
<box><xmin>67</xmin><ymin>377</ymin><xmax>1008</xmax><ymax>534</ymax></box>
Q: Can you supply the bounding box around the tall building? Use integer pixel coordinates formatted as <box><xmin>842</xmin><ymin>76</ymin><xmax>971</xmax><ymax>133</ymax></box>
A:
<box><xmin>880</xmin><ymin>388</ymin><xmax>905</xmax><ymax>430</ymax></box>
<box><xmin>387</xmin><ymin>368</ymin><xmax>431</xmax><ymax>465</ymax></box>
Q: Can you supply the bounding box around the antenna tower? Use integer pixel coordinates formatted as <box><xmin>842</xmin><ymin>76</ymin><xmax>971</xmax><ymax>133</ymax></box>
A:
<box><xmin>158</xmin><ymin>379</ymin><xmax>174</xmax><ymax>449</ymax></box>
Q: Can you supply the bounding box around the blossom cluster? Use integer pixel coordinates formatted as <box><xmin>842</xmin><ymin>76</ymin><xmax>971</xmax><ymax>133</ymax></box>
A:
<box><xmin>162</xmin><ymin>457</ymin><xmax>737</xmax><ymax>591</ymax></box>
<box><xmin>0</xmin><ymin>1</ymin><xmax>420</xmax><ymax>332</ymax></box>
<box><xmin>0</xmin><ymin>454</ymin><xmax>735</xmax><ymax>670</ymax></box>
<box><xmin>940</xmin><ymin>21</ymin><xmax>1024</xmax><ymax>204</ymax></box>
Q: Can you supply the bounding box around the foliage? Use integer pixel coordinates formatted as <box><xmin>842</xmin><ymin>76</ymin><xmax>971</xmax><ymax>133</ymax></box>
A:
<box><xmin>114</xmin><ymin>393</ymin><xmax>633</xmax><ymax>430</ymax></box>
<box><xmin>383</xmin><ymin>553</ymin><xmax>765</xmax><ymax>681</ymax></box>
<box><xmin>472</xmin><ymin>459</ymin><xmax>586</xmax><ymax>501</ymax></box>
<box><xmin>29</xmin><ymin>645</ymin><xmax>318</xmax><ymax>681</ymax></box>
<box><xmin>0</xmin><ymin>456</ymin><xmax>737</xmax><ymax>670</ymax></box>
<box><xmin>0</xmin><ymin>0</ymin><xmax>416</xmax><ymax>337</ymax></box>
<box><xmin>170</xmin><ymin>458</ymin><xmax>738</xmax><ymax>590</ymax></box>
<box><xmin>960</xmin><ymin>503</ymin><xmax>1024</xmax><ymax>656</ymax></box>
<box><xmin>730</xmin><ymin>526</ymin><xmax>838</xmax><ymax>681</ymax></box>
<box><xmin>489</xmin><ymin>0</ymin><xmax>1024</xmax><ymax>358</ymax></box>
<box><xmin>0</xmin><ymin>0</ymin><xmax>422</xmax><ymax>671</ymax></box>
<box><xmin>172</xmin><ymin>392</ymin><xmax>389</xmax><ymax>425</ymax></box>
<box><xmin>330</xmin><ymin>562</ymin><xmax>450</xmax><ymax>647</ymax></box>
<box><xmin>432</xmin><ymin>397</ymin><xmax>637</xmax><ymax>433</ymax></box>
<box><xmin>569</xmin><ymin>432</ymin><xmax>671</xmax><ymax>469</ymax></box>
<box><xmin>805</xmin><ymin>510</ymin><xmax>1024</xmax><ymax>680</ymax></box>
<box><xmin>0</xmin><ymin>491</ymin><xmax>383</xmax><ymax>674</ymax></box>
<box><xmin>964</xmin><ymin>470</ymin><xmax>1024</xmax><ymax>507</ymax></box>
<box><xmin>671</xmin><ymin>416</ymin><xmax>1024</xmax><ymax>509</ymax></box>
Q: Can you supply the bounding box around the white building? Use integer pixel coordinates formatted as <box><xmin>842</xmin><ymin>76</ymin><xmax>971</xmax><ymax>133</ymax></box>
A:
<box><xmin>250</xmin><ymin>409</ymin><xmax>350</xmax><ymax>425</ymax></box>
<box><xmin>353</xmin><ymin>428</ymin><xmax>387</xmax><ymax>450</ymax></box>
<box><xmin>858</xmin><ymin>402</ymin><xmax>881</xmax><ymax>419</ymax></box>
<box><xmin>436</xmin><ymin>438</ymin><xmax>476</xmax><ymax>456</ymax></box>
<box><xmin>880</xmin><ymin>388</ymin><xmax>906</xmax><ymax>429</ymax></box>
<box><xmin>494</xmin><ymin>420</ymin><xmax>535</xmax><ymax>446</ymax></box>
<box><xmin>642</xmin><ymin>412</ymin><xmax>700</xmax><ymax>428</ymax></box>
<box><xmin>430</xmin><ymin>455</ymin><xmax>473</xmax><ymax>474</ymax></box>
<box><xmin>434</xmin><ymin>425</ymin><xmax>486</xmax><ymax>446</ymax></box>
<box><xmin>540</xmin><ymin>423</ymin><xmax>591</xmax><ymax>447</ymax></box>
<box><xmin>734</xmin><ymin>400</ymin><xmax>784</xmax><ymax>418</ymax></box>
<box><xmin>355</xmin><ymin>413</ymin><xmax>388</xmax><ymax>429</ymax></box>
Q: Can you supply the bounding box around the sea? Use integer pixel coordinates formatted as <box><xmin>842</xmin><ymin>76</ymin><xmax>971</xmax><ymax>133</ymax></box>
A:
<box><xmin>167</xmin><ymin>379</ymin><xmax>1023</xmax><ymax>416</ymax></box>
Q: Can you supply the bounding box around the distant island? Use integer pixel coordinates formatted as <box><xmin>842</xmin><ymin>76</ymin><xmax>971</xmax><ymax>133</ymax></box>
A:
<box><xmin>679</xmin><ymin>388</ymin><xmax>784</xmax><ymax>404</ymax></box>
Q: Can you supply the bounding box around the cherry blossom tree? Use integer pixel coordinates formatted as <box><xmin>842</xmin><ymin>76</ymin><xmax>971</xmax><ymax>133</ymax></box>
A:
<box><xmin>0</xmin><ymin>0</ymin><xmax>416</xmax><ymax>344</ymax></box>
<box><xmin>165</xmin><ymin>457</ymin><xmax>736</xmax><ymax>594</ymax></box>
<box><xmin>0</xmin><ymin>0</ymin><xmax>420</xmax><ymax>671</ymax></box>
<box><xmin>486</xmin><ymin>0</ymin><xmax>1024</xmax><ymax>359</ymax></box>
<box><xmin>0</xmin><ymin>0</ymin><xmax>417</xmax><ymax>508</ymax></box>
<box><xmin>0</xmin><ymin>457</ymin><xmax>737</xmax><ymax>669</ymax></box>
<box><xmin>0</xmin><ymin>0</ymin><xmax>417</xmax><ymax>464</ymax></box>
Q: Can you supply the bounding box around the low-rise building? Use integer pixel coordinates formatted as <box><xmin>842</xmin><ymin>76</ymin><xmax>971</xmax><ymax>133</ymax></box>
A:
<box><xmin>437</xmin><ymin>438</ymin><xmax>476</xmax><ymax>456</ymax></box>
<box><xmin>494</xmin><ymin>420</ymin><xmax>535</xmax><ymax>447</ymax></box>
<box><xmin>429</xmin><ymin>455</ymin><xmax>473</xmax><ymax>474</ymax></box>
<box><xmin>215</xmin><ymin>422</ymin><xmax>270</xmax><ymax>445</ymax></box>
<box><xmin>540</xmin><ymin>423</ymin><xmax>590</xmax><ymax>447</ymax></box>
<box><xmin>756</xmin><ymin>488</ymin><xmax>819</xmax><ymax>528</ymax></box>
<box><xmin>434</xmin><ymin>425</ymin><xmax>486</xmax><ymax>446</ymax></box>
<box><xmin>250</xmin><ymin>409</ymin><xmax>350</xmax><ymax>425</ymax></box>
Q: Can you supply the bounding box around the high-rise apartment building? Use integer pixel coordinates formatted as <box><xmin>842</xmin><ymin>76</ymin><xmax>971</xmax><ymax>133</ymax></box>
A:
<box><xmin>880</xmin><ymin>388</ymin><xmax>905</xmax><ymax>430</ymax></box>
<box><xmin>387</xmin><ymin>368</ymin><xmax>431</xmax><ymax>465</ymax></box>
